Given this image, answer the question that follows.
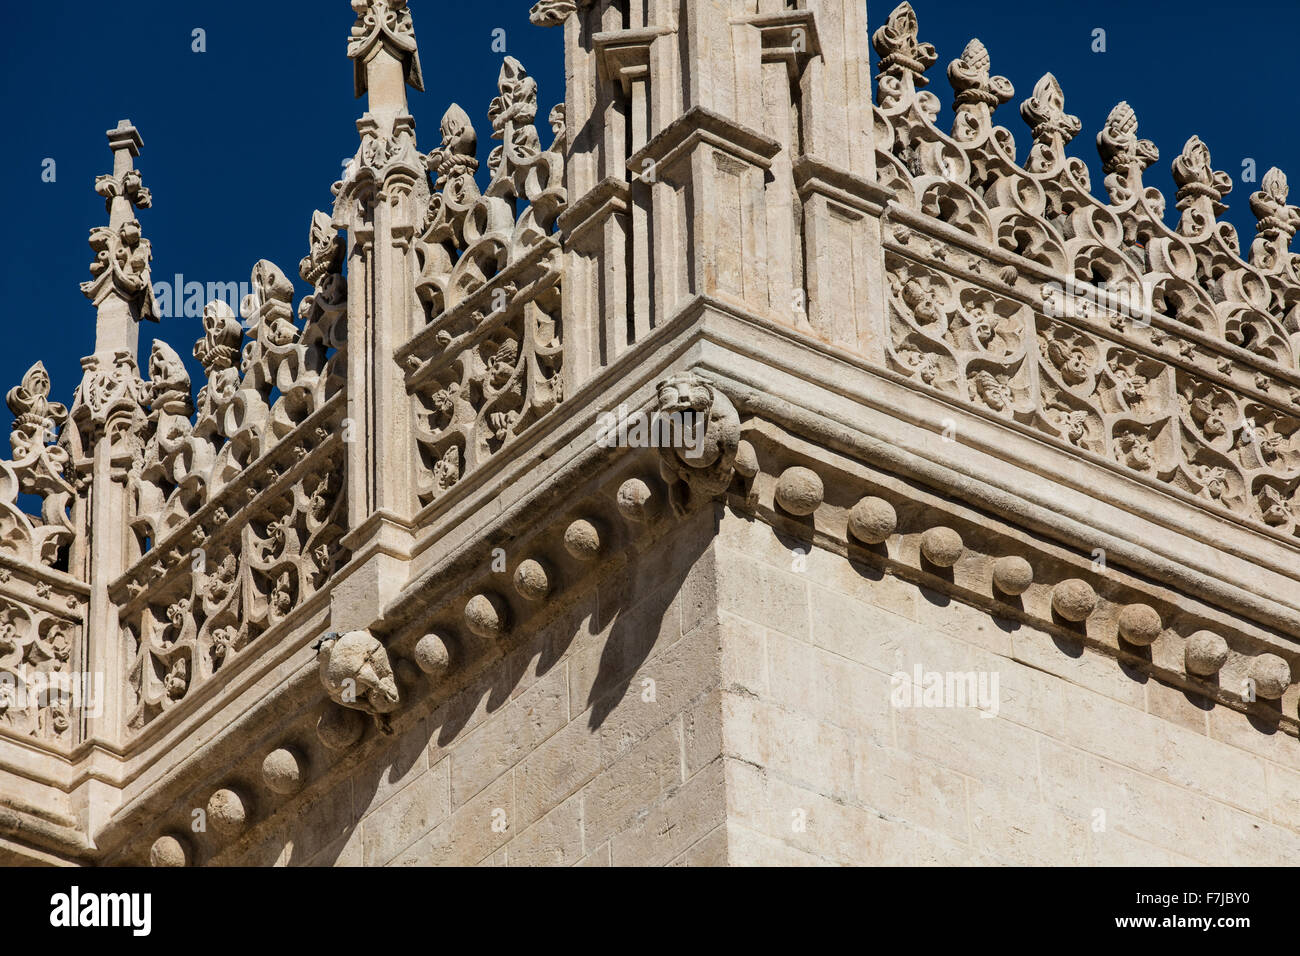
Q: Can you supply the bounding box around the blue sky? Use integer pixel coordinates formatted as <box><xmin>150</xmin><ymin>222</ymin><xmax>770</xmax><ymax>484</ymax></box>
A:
<box><xmin>1</xmin><ymin>0</ymin><xmax>1296</xmax><ymax>435</ymax></box>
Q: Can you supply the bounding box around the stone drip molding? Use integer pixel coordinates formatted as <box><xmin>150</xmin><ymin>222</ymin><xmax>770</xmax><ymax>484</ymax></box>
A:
<box><xmin>120</xmin><ymin>371</ymin><xmax>1298</xmax><ymax>865</ymax></box>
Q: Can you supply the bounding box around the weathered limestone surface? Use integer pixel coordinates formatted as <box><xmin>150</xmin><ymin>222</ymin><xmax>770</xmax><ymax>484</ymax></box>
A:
<box><xmin>0</xmin><ymin>0</ymin><xmax>1297</xmax><ymax>866</ymax></box>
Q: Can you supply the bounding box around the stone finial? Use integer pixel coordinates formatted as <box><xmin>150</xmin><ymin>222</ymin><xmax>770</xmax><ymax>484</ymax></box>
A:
<box><xmin>872</xmin><ymin>2</ymin><xmax>937</xmax><ymax>90</ymax></box>
<box><xmin>299</xmin><ymin>211</ymin><xmax>345</xmax><ymax>286</ymax></box>
<box><xmin>427</xmin><ymin>104</ymin><xmax>480</xmax><ymax>192</ymax></box>
<box><xmin>6</xmin><ymin>363</ymin><xmax>67</xmax><ymax>460</ymax></box>
<box><xmin>1097</xmin><ymin>102</ymin><xmax>1159</xmax><ymax>200</ymax></box>
<box><xmin>947</xmin><ymin>39</ymin><xmax>1013</xmax><ymax>112</ymax></box>
<box><xmin>1171</xmin><ymin>136</ymin><xmax>1233</xmax><ymax>234</ymax></box>
<box><xmin>1249</xmin><ymin>168</ymin><xmax>1300</xmax><ymax>268</ymax></box>
<box><xmin>194</xmin><ymin>300</ymin><xmax>243</xmax><ymax>375</ymax></box>
<box><xmin>80</xmin><ymin>120</ymin><xmax>157</xmax><ymax>327</ymax></box>
<box><xmin>348</xmin><ymin>0</ymin><xmax>423</xmax><ymax>108</ymax></box>
<box><xmin>1020</xmin><ymin>73</ymin><xmax>1080</xmax><ymax>171</ymax></box>
<box><xmin>948</xmin><ymin>38</ymin><xmax>1013</xmax><ymax>144</ymax></box>
<box><xmin>488</xmin><ymin>57</ymin><xmax>541</xmax><ymax>175</ymax></box>
<box><xmin>95</xmin><ymin>121</ymin><xmax>150</xmax><ymax>212</ymax></box>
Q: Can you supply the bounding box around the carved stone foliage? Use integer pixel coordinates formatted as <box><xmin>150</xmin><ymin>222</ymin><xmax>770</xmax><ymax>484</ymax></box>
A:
<box><xmin>874</xmin><ymin>0</ymin><xmax>1300</xmax><ymax>538</ymax></box>
<box><xmin>123</xmin><ymin>450</ymin><xmax>347</xmax><ymax>730</ymax></box>
<box><xmin>0</xmin><ymin>364</ymin><xmax>75</xmax><ymax>567</ymax></box>
<box><xmin>129</xmin><ymin>248</ymin><xmax>345</xmax><ymax>555</ymax></box>
<box><xmin>399</xmin><ymin>56</ymin><xmax>568</xmax><ymax>511</ymax></box>
<box><xmin>415</xmin><ymin>56</ymin><xmax>567</xmax><ymax>319</ymax></box>
<box><xmin>408</xmin><ymin>265</ymin><xmax>563</xmax><ymax>507</ymax></box>
<box><xmin>886</xmin><ymin>243</ymin><xmax>1300</xmax><ymax>537</ymax></box>
<box><xmin>348</xmin><ymin>0</ymin><xmax>423</xmax><ymax>95</ymax></box>
<box><xmin>0</xmin><ymin>595</ymin><xmax>80</xmax><ymax>744</ymax></box>
<box><xmin>872</xmin><ymin>2</ymin><xmax>1300</xmax><ymax>372</ymax></box>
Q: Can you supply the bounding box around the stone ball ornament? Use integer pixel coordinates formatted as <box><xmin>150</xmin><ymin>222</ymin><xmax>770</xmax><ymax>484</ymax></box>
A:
<box><xmin>563</xmin><ymin>519</ymin><xmax>602</xmax><ymax>561</ymax></box>
<box><xmin>1051</xmin><ymin>579</ymin><xmax>1097</xmax><ymax>622</ymax></box>
<box><xmin>920</xmin><ymin>526</ymin><xmax>964</xmax><ymax>567</ymax></box>
<box><xmin>465</xmin><ymin>592</ymin><xmax>510</xmax><ymax>639</ymax></box>
<box><xmin>413</xmin><ymin>632</ymin><xmax>454</xmax><ymax>677</ymax></box>
<box><xmin>775</xmin><ymin>466</ymin><xmax>824</xmax><ymax>516</ymax></box>
<box><xmin>262</xmin><ymin>748</ymin><xmax>304</xmax><ymax>795</ymax></box>
<box><xmin>1185</xmin><ymin>630</ymin><xmax>1229</xmax><ymax>676</ymax></box>
<box><xmin>991</xmin><ymin>555</ymin><xmax>1033</xmax><ymax>595</ymax></box>
<box><xmin>207</xmin><ymin>788</ymin><xmax>248</xmax><ymax>836</ymax></box>
<box><xmin>513</xmin><ymin>559</ymin><xmax>551</xmax><ymax>600</ymax></box>
<box><xmin>317</xmin><ymin>703</ymin><xmax>366</xmax><ymax>750</ymax></box>
<box><xmin>848</xmin><ymin>496</ymin><xmax>897</xmax><ymax>544</ymax></box>
<box><xmin>617</xmin><ymin>477</ymin><xmax>659</xmax><ymax>523</ymax></box>
<box><xmin>1117</xmin><ymin>603</ymin><xmax>1162</xmax><ymax>646</ymax></box>
<box><xmin>1248</xmin><ymin>653</ymin><xmax>1291</xmax><ymax>700</ymax></box>
<box><xmin>149</xmin><ymin>835</ymin><xmax>190</xmax><ymax>868</ymax></box>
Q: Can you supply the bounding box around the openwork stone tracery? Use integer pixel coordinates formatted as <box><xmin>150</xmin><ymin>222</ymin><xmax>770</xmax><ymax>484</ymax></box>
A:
<box><xmin>873</xmin><ymin>2</ymin><xmax>1300</xmax><ymax>539</ymax></box>
<box><xmin>0</xmin><ymin>0</ymin><xmax>1297</xmax><ymax>868</ymax></box>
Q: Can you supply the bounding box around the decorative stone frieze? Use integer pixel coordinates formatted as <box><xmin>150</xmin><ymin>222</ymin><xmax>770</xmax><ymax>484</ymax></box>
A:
<box><xmin>3</xmin><ymin>0</ymin><xmax>1299</xmax><ymax>869</ymax></box>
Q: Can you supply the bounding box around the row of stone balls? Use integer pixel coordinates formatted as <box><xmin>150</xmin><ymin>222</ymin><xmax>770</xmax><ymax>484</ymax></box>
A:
<box><xmin>146</xmin><ymin>494</ymin><xmax>656</xmax><ymax>865</ymax></box>
<box><xmin>148</xmin><ymin>746</ymin><xmax>306</xmax><ymax>866</ymax></box>
<box><xmin>771</xmin><ymin>464</ymin><xmax>1292</xmax><ymax>700</ymax></box>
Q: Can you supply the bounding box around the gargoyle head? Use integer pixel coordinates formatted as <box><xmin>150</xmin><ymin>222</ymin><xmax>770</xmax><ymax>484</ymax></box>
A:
<box><xmin>316</xmin><ymin>630</ymin><xmax>400</xmax><ymax>718</ymax></box>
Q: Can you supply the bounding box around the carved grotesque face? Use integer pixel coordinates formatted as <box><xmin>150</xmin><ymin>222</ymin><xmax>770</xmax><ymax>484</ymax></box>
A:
<box><xmin>319</xmin><ymin>631</ymin><xmax>400</xmax><ymax>715</ymax></box>
<box><xmin>1062</xmin><ymin>348</ymin><xmax>1089</xmax><ymax>384</ymax></box>
<box><xmin>902</xmin><ymin>279</ymin><xmax>943</xmax><ymax>325</ymax></box>
<box><xmin>974</xmin><ymin>371</ymin><xmax>1010</xmax><ymax>411</ymax></box>
<box><xmin>657</xmin><ymin>375</ymin><xmax>711</xmax><ymax>417</ymax></box>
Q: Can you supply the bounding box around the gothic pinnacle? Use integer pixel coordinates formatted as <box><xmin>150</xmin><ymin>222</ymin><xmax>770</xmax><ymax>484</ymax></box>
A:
<box><xmin>348</xmin><ymin>0</ymin><xmax>424</xmax><ymax>110</ymax></box>
<box><xmin>81</xmin><ymin>119</ymin><xmax>157</xmax><ymax>349</ymax></box>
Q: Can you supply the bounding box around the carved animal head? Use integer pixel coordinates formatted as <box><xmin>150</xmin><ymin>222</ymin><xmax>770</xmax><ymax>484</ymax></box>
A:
<box><xmin>316</xmin><ymin>630</ymin><xmax>400</xmax><ymax>716</ymax></box>
<box><xmin>657</xmin><ymin>373</ymin><xmax>714</xmax><ymax>419</ymax></box>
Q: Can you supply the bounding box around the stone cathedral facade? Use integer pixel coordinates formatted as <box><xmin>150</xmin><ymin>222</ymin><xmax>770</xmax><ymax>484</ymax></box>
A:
<box><xmin>0</xmin><ymin>0</ymin><xmax>1298</xmax><ymax>867</ymax></box>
